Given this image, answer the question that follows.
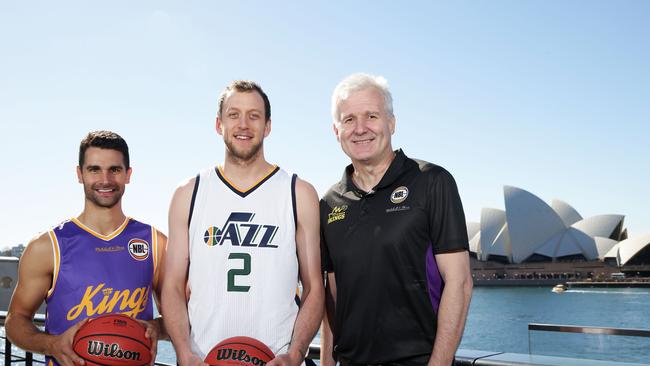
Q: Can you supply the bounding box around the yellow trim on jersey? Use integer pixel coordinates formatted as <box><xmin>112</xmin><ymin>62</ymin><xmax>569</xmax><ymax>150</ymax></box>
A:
<box><xmin>217</xmin><ymin>165</ymin><xmax>278</xmax><ymax>193</ymax></box>
<box><xmin>151</xmin><ymin>227</ymin><xmax>158</xmax><ymax>275</ymax></box>
<box><xmin>47</xmin><ymin>230</ymin><xmax>61</xmax><ymax>299</ymax></box>
<box><xmin>71</xmin><ymin>216</ymin><xmax>130</xmax><ymax>241</ymax></box>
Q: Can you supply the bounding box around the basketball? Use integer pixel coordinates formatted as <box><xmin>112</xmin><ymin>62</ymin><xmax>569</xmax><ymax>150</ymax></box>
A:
<box><xmin>73</xmin><ymin>314</ymin><xmax>152</xmax><ymax>366</ymax></box>
<box><xmin>204</xmin><ymin>336</ymin><xmax>275</xmax><ymax>366</ymax></box>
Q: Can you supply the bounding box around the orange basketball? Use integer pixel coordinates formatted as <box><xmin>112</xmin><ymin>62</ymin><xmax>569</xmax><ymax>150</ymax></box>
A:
<box><xmin>204</xmin><ymin>336</ymin><xmax>275</xmax><ymax>366</ymax></box>
<box><xmin>73</xmin><ymin>314</ymin><xmax>152</xmax><ymax>366</ymax></box>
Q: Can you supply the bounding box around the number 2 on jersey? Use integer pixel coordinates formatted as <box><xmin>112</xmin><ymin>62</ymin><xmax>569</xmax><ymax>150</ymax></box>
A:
<box><xmin>227</xmin><ymin>253</ymin><xmax>251</xmax><ymax>292</ymax></box>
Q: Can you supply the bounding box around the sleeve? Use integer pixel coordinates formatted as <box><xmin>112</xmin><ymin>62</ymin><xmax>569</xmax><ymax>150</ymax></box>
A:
<box><xmin>320</xmin><ymin>199</ymin><xmax>334</xmax><ymax>272</ymax></box>
<box><xmin>428</xmin><ymin>168</ymin><xmax>470</xmax><ymax>254</ymax></box>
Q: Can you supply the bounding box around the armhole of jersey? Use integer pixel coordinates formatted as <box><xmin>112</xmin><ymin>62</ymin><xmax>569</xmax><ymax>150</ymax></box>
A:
<box><xmin>151</xmin><ymin>226</ymin><xmax>159</xmax><ymax>277</ymax></box>
<box><xmin>46</xmin><ymin>230</ymin><xmax>61</xmax><ymax>299</ymax></box>
<box><xmin>291</xmin><ymin>174</ymin><xmax>298</xmax><ymax>230</ymax></box>
<box><xmin>188</xmin><ymin>173</ymin><xmax>200</xmax><ymax>228</ymax></box>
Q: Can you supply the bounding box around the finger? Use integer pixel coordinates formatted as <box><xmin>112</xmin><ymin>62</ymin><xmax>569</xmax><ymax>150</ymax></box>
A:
<box><xmin>69</xmin><ymin>350</ymin><xmax>86</xmax><ymax>366</ymax></box>
<box><xmin>61</xmin><ymin>352</ymin><xmax>84</xmax><ymax>366</ymax></box>
<box><xmin>150</xmin><ymin>343</ymin><xmax>158</xmax><ymax>366</ymax></box>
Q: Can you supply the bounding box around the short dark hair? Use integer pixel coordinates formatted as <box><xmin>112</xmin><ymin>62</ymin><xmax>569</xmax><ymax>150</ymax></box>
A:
<box><xmin>79</xmin><ymin>130</ymin><xmax>130</xmax><ymax>168</ymax></box>
<box><xmin>217</xmin><ymin>80</ymin><xmax>271</xmax><ymax>121</ymax></box>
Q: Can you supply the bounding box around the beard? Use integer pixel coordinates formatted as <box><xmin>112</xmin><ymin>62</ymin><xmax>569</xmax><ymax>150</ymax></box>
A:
<box><xmin>83</xmin><ymin>183</ymin><xmax>124</xmax><ymax>208</ymax></box>
<box><xmin>224</xmin><ymin>136</ymin><xmax>264</xmax><ymax>163</ymax></box>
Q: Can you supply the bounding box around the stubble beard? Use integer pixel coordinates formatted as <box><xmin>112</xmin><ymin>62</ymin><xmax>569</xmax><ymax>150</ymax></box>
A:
<box><xmin>224</xmin><ymin>138</ymin><xmax>264</xmax><ymax>164</ymax></box>
<box><xmin>83</xmin><ymin>183</ymin><xmax>124</xmax><ymax>209</ymax></box>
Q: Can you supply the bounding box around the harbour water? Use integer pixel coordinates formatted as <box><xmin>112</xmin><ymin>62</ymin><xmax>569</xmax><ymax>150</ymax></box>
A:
<box><xmin>157</xmin><ymin>286</ymin><xmax>650</xmax><ymax>364</ymax></box>
<box><xmin>460</xmin><ymin>286</ymin><xmax>650</xmax><ymax>363</ymax></box>
<box><xmin>2</xmin><ymin>286</ymin><xmax>649</xmax><ymax>364</ymax></box>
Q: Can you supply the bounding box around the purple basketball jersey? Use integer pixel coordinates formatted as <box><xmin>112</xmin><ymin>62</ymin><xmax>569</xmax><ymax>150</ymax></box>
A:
<box><xmin>44</xmin><ymin>217</ymin><xmax>156</xmax><ymax>366</ymax></box>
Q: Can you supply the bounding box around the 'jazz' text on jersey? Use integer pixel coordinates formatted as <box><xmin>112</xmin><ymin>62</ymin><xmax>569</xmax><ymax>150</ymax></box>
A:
<box><xmin>204</xmin><ymin>212</ymin><xmax>279</xmax><ymax>248</ymax></box>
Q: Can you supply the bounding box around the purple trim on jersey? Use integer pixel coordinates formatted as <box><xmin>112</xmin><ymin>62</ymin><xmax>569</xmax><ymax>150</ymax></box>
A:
<box><xmin>426</xmin><ymin>245</ymin><xmax>444</xmax><ymax>313</ymax></box>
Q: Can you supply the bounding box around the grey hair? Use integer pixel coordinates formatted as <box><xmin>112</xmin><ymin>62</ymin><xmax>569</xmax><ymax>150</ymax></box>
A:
<box><xmin>331</xmin><ymin>73</ymin><xmax>394</xmax><ymax>123</ymax></box>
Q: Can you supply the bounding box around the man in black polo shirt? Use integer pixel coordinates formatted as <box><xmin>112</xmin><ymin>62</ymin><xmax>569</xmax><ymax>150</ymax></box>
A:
<box><xmin>320</xmin><ymin>73</ymin><xmax>473</xmax><ymax>366</ymax></box>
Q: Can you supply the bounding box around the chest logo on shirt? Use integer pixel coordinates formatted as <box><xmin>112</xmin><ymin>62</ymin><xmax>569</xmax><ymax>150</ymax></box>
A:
<box><xmin>327</xmin><ymin>205</ymin><xmax>348</xmax><ymax>224</ymax></box>
<box><xmin>127</xmin><ymin>239</ymin><xmax>150</xmax><ymax>261</ymax></box>
<box><xmin>390</xmin><ymin>186</ymin><xmax>409</xmax><ymax>204</ymax></box>
<box><xmin>204</xmin><ymin>212</ymin><xmax>279</xmax><ymax>248</ymax></box>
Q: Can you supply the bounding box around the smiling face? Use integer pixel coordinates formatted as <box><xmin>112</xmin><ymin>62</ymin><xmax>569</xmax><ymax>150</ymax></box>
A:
<box><xmin>334</xmin><ymin>87</ymin><xmax>395</xmax><ymax>166</ymax></box>
<box><xmin>217</xmin><ymin>90</ymin><xmax>271</xmax><ymax>163</ymax></box>
<box><xmin>77</xmin><ymin>147</ymin><xmax>131</xmax><ymax>209</ymax></box>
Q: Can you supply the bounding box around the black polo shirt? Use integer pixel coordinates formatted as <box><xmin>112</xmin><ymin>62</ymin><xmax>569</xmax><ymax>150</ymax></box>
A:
<box><xmin>320</xmin><ymin>149</ymin><xmax>469</xmax><ymax>364</ymax></box>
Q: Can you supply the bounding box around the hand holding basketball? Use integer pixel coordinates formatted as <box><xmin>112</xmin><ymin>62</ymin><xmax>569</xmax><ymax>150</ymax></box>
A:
<box><xmin>265</xmin><ymin>351</ymin><xmax>303</xmax><ymax>366</ymax></box>
<box><xmin>72</xmin><ymin>314</ymin><xmax>152</xmax><ymax>366</ymax></box>
<box><xmin>47</xmin><ymin>318</ymin><xmax>89</xmax><ymax>366</ymax></box>
<box><xmin>135</xmin><ymin>318</ymin><xmax>163</xmax><ymax>366</ymax></box>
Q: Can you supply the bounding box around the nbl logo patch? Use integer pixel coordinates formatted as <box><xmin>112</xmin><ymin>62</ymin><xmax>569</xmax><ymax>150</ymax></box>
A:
<box><xmin>127</xmin><ymin>239</ymin><xmax>150</xmax><ymax>261</ymax></box>
<box><xmin>390</xmin><ymin>186</ymin><xmax>409</xmax><ymax>204</ymax></box>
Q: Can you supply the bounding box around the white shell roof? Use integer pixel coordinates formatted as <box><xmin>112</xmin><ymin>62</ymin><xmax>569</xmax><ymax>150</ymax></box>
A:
<box><xmin>504</xmin><ymin>186</ymin><xmax>566</xmax><ymax>263</ymax></box>
<box><xmin>469</xmin><ymin>232</ymin><xmax>481</xmax><ymax>254</ymax></box>
<box><xmin>618</xmin><ymin>233</ymin><xmax>650</xmax><ymax>265</ymax></box>
<box><xmin>480</xmin><ymin>208</ymin><xmax>506</xmax><ymax>261</ymax></box>
<box><xmin>467</xmin><ymin>222</ymin><xmax>480</xmax><ymax>242</ymax></box>
<box><xmin>490</xmin><ymin>223</ymin><xmax>512</xmax><ymax>258</ymax></box>
<box><xmin>571</xmin><ymin>215</ymin><xmax>624</xmax><ymax>238</ymax></box>
<box><xmin>594</xmin><ymin>237</ymin><xmax>619</xmax><ymax>259</ymax></box>
<box><xmin>551</xmin><ymin>199</ymin><xmax>583</xmax><ymax>226</ymax></box>
<box><xmin>567</xmin><ymin>228</ymin><xmax>599</xmax><ymax>260</ymax></box>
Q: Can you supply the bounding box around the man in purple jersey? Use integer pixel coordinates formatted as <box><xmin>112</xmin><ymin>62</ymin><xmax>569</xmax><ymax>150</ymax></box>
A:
<box><xmin>5</xmin><ymin>131</ymin><xmax>168</xmax><ymax>366</ymax></box>
<box><xmin>320</xmin><ymin>74</ymin><xmax>473</xmax><ymax>366</ymax></box>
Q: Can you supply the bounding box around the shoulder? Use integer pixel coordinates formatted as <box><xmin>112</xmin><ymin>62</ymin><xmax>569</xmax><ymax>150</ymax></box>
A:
<box><xmin>21</xmin><ymin>231</ymin><xmax>55</xmax><ymax>270</ymax></box>
<box><xmin>294</xmin><ymin>177</ymin><xmax>317</xmax><ymax>197</ymax></box>
<box><xmin>170</xmin><ymin>175</ymin><xmax>199</xmax><ymax>206</ymax></box>
<box><xmin>321</xmin><ymin>180</ymin><xmax>345</xmax><ymax>202</ymax></box>
<box><xmin>294</xmin><ymin>177</ymin><xmax>319</xmax><ymax>215</ymax></box>
<box><xmin>25</xmin><ymin>231</ymin><xmax>54</xmax><ymax>254</ymax></box>
<box><xmin>409</xmin><ymin>158</ymin><xmax>458</xmax><ymax>188</ymax></box>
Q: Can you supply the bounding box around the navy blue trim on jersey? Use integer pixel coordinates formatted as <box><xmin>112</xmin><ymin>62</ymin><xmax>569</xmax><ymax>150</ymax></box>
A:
<box><xmin>215</xmin><ymin>166</ymin><xmax>280</xmax><ymax>198</ymax></box>
<box><xmin>291</xmin><ymin>174</ymin><xmax>298</xmax><ymax>229</ymax></box>
<box><xmin>188</xmin><ymin>173</ymin><xmax>200</xmax><ymax>227</ymax></box>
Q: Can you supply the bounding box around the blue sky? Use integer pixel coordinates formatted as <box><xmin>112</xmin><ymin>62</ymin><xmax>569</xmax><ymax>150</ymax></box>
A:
<box><xmin>1</xmin><ymin>1</ymin><xmax>648</xmax><ymax>247</ymax></box>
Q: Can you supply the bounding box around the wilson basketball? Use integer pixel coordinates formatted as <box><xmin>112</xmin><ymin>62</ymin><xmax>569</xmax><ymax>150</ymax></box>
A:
<box><xmin>204</xmin><ymin>336</ymin><xmax>275</xmax><ymax>366</ymax></box>
<box><xmin>73</xmin><ymin>314</ymin><xmax>152</xmax><ymax>366</ymax></box>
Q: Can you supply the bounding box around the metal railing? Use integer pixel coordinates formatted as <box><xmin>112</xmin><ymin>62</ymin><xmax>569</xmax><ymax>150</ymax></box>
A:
<box><xmin>0</xmin><ymin>311</ymin><xmax>319</xmax><ymax>365</ymax></box>
<box><xmin>528</xmin><ymin>323</ymin><xmax>650</xmax><ymax>337</ymax></box>
<box><xmin>3</xmin><ymin>313</ymin><xmax>650</xmax><ymax>366</ymax></box>
<box><xmin>527</xmin><ymin>322</ymin><xmax>650</xmax><ymax>364</ymax></box>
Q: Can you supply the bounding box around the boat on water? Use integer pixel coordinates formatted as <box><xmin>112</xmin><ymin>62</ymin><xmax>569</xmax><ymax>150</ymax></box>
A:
<box><xmin>552</xmin><ymin>284</ymin><xmax>567</xmax><ymax>293</ymax></box>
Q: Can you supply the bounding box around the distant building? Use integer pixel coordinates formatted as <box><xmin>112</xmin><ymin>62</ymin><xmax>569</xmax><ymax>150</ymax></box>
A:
<box><xmin>468</xmin><ymin>186</ymin><xmax>650</xmax><ymax>267</ymax></box>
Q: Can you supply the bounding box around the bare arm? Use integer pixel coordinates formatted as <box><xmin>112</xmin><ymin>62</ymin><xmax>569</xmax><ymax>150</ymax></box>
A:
<box><xmin>428</xmin><ymin>251</ymin><xmax>473</xmax><ymax>366</ymax></box>
<box><xmin>151</xmin><ymin>229</ymin><xmax>169</xmax><ymax>341</ymax></box>
<box><xmin>135</xmin><ymin>229</ymin><xmax>169</xmax><ymax>365</ymax></box>
<box><xmin>270</xmin><ymin>179</ymin><xmax>324</xmax><ymax>366</ymax></box>
<box><xmin>161</xmin><ymin>178</ymin><xmax>205</xmax><ymax>366</ymax></box>
<box><xmin>5</xmin><ymin>232</ymin><xmax>87</xmax><ymax>366</ymax></box>
<box><xmin>320</xmin><ymin>271</ymin><xmax>337</xmax><ymax>366</ymax></box>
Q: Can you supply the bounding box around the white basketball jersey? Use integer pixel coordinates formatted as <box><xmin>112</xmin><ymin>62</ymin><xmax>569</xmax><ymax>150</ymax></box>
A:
<box><xmin>187</xmin><ymin>166</ymin><xmax>299</xmax><ymax>358</ymax></box>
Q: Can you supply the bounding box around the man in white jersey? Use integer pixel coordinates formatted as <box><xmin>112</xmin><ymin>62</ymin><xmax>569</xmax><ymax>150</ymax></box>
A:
<box><xmin>162</xmin><ymin>80</ymin><xmax>324</xmax><ymax>366</ymax></box>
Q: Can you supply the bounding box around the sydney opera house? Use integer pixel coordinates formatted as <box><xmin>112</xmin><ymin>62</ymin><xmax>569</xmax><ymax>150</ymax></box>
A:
<box><xmin>468</xmin><ymin>186</ymin><xmax>650</xmax><ymax>283</ymax></box>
